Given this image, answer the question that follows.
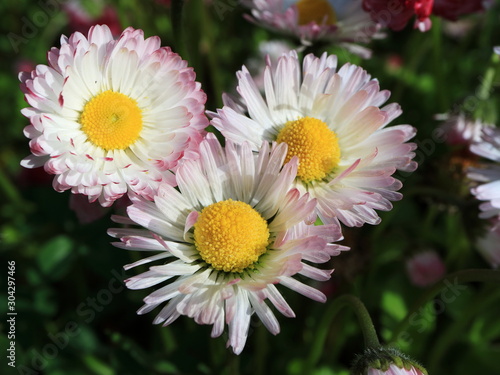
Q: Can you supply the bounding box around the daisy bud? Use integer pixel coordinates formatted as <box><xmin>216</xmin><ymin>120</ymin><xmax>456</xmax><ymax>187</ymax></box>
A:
<box><xmin>406</xmin><ymin>250</ymin><xmax>446</xmax><ymax>287</ymax></box>
<box><xmin>351</xmin><ymin>347</ymin><xmax>428</xmax><ymax>375</ymax></box>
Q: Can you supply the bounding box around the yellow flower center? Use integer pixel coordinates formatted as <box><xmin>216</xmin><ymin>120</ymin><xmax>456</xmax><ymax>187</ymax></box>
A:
<box><xmin>295</xmin><ymin>0</ymin><xmax>337</xmax><ymax>26</ymax></box>
<box><xmin>193</xmin><ymin>199</ymin><xmax>270</xmax><ymax>273</ymax></box>
<box><xmin>277</xmin><ymin>116</ymin><xmax>341</xmax><ymax>183</ymax></box>
<box><xmin>79</xmin><ymin>90</ymin><xmax>143</xmax><ymax>151</ymax></box>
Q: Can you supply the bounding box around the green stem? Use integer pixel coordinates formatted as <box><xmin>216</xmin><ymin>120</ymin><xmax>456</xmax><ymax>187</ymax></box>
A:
<box><xmin>392</xmin><ymin>32</ymin><xmax>429</xmax><ymax>104</ymax></box>
<box><xmin>478</xmin><ymin>65</ymin><xmax>496</xmax><ymax>101</ymax></box>
<box><xmin>305</xmin><ymin>295</ymin><xmax>380</xmax><ymax>373</ymax></box>
<box><xmin>347</xmin><ymin>295</ymin><xmax>380</xmax><ymax>349</ymax></box>
<box><xmin>171</xmin><ymin>0</ymin><xmax>187</xmax><ymax>58</ymax></box>
<box><xmin>432</xmin><ymin>17</ymin><xmax>447</xmax><ymax>111</ymax></box>
<box><xmin>473</xmin><ymin>52</ymin><xmax>499</xmax><ymax>122</ymax></box>
<box><xmin>199</xmin><ymin>0</ymin><xmax>223</xmax><ymax>109</ymax></box>
<box><xmin>159</xmin><ymin>326</ymin><xmax>177</xmax><ymax>356</ymax></box>
<box><xmin>389</xmin><ymin>269</ymin><xmax>500</xmax><ymax>344</ymax></box>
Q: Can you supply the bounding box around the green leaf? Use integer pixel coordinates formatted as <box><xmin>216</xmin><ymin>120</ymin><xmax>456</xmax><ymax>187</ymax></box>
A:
<box><xmin>36</xmin><ymin>235</ymin><xmax>74</xmax><ymax>279</ymax></box>
<box><xmin>83</xmin><ymin>355</ymin><xmax>115</xmax><ymax>375</ymax></box>
<box><xmin>313</xmin><ymin>367</ymin><xmax>349</xmax><ymax>375</ymax></box>
<box><xmin>154</xmin><ymin>361</ymin><xmax>179</xmax><ymax>374</ymax></box>
<box><xmin>382</xmin><ymin>291</ymin><xmax>408</xmax><ymax>321</ymax></box>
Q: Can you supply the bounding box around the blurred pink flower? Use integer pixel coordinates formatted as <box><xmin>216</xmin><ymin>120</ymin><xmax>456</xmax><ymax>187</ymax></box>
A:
<box><xmin>406</xmin><ymin>250</ymin><xmax>446</xmax><ymax>287</ymax></box>
<box><xmin>243</xmin><ymin>0</ymin><xmax>380</xmax><ymax>55</ymax></box>
<box><xmin>63</xmin><ymin>1</ymin><xmax>122</xmax><ymax>36</ymax></box>
<box><xmin>14</xmin><ymin>59</ymin><xmax>36</xmax><ymax>74</ymax></box>
<box><xmin>438</xmin><ymin>114</ymin><xmax>491</xmax><ymax>146</ymax></box>
<box><xmin>386</xmin><ymin>54</ymin><xmax>403</xmax><ymax>72</ymax></box>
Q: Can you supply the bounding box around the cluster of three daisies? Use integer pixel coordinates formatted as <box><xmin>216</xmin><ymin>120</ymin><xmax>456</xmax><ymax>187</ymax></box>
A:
<box><xmin>20</xmin><ymin>25</ymin><xmax>417</xmax><ymax>353</ymax></box>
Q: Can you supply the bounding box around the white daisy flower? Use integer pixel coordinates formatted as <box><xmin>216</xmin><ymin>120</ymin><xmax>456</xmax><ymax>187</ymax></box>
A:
<box><xmin>109</xmin><ymin>134</ymin><xmax>347</xmax><ymax>354</ymax></box>
<box><xmin>19</xmin><ymin>25</ymin><xmax>208</xmax><ymax>206</ymax></box>
<box><xmin>242</xmin><ymin>0</ymin><xmax>380</xmax><ymax>56</ymax></box>
<box><xmin>210</xmin><ymin>51</ymin><xmax>417</xmax><ymax>227</ymax></box>
<box><xmin>469</xmin><ymin>127</ymin><xmax>500</xmax><ymax>226</ymax></box>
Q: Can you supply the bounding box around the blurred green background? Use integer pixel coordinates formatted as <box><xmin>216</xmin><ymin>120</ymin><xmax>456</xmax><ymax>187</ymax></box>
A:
<box><xmin>1</xmin><ymin>0</ymin><xmax>500</xmax><ymax>374</ymax></box>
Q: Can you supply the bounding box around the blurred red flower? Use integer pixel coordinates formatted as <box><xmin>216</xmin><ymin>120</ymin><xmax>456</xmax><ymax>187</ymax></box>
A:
<box><xmin>433</xmin><ymin>0</ymin><xmax>489</xmax><ymax>21</ymax></box>
<box><xmin>363</xmin><ymin>0</ymin><xmax>434</xmax><ymax>32</ymax></box>
<box><xmin>363</xmin><ymin>0</ymin><xmax>490</xmax><ymax>32</ymax></box>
